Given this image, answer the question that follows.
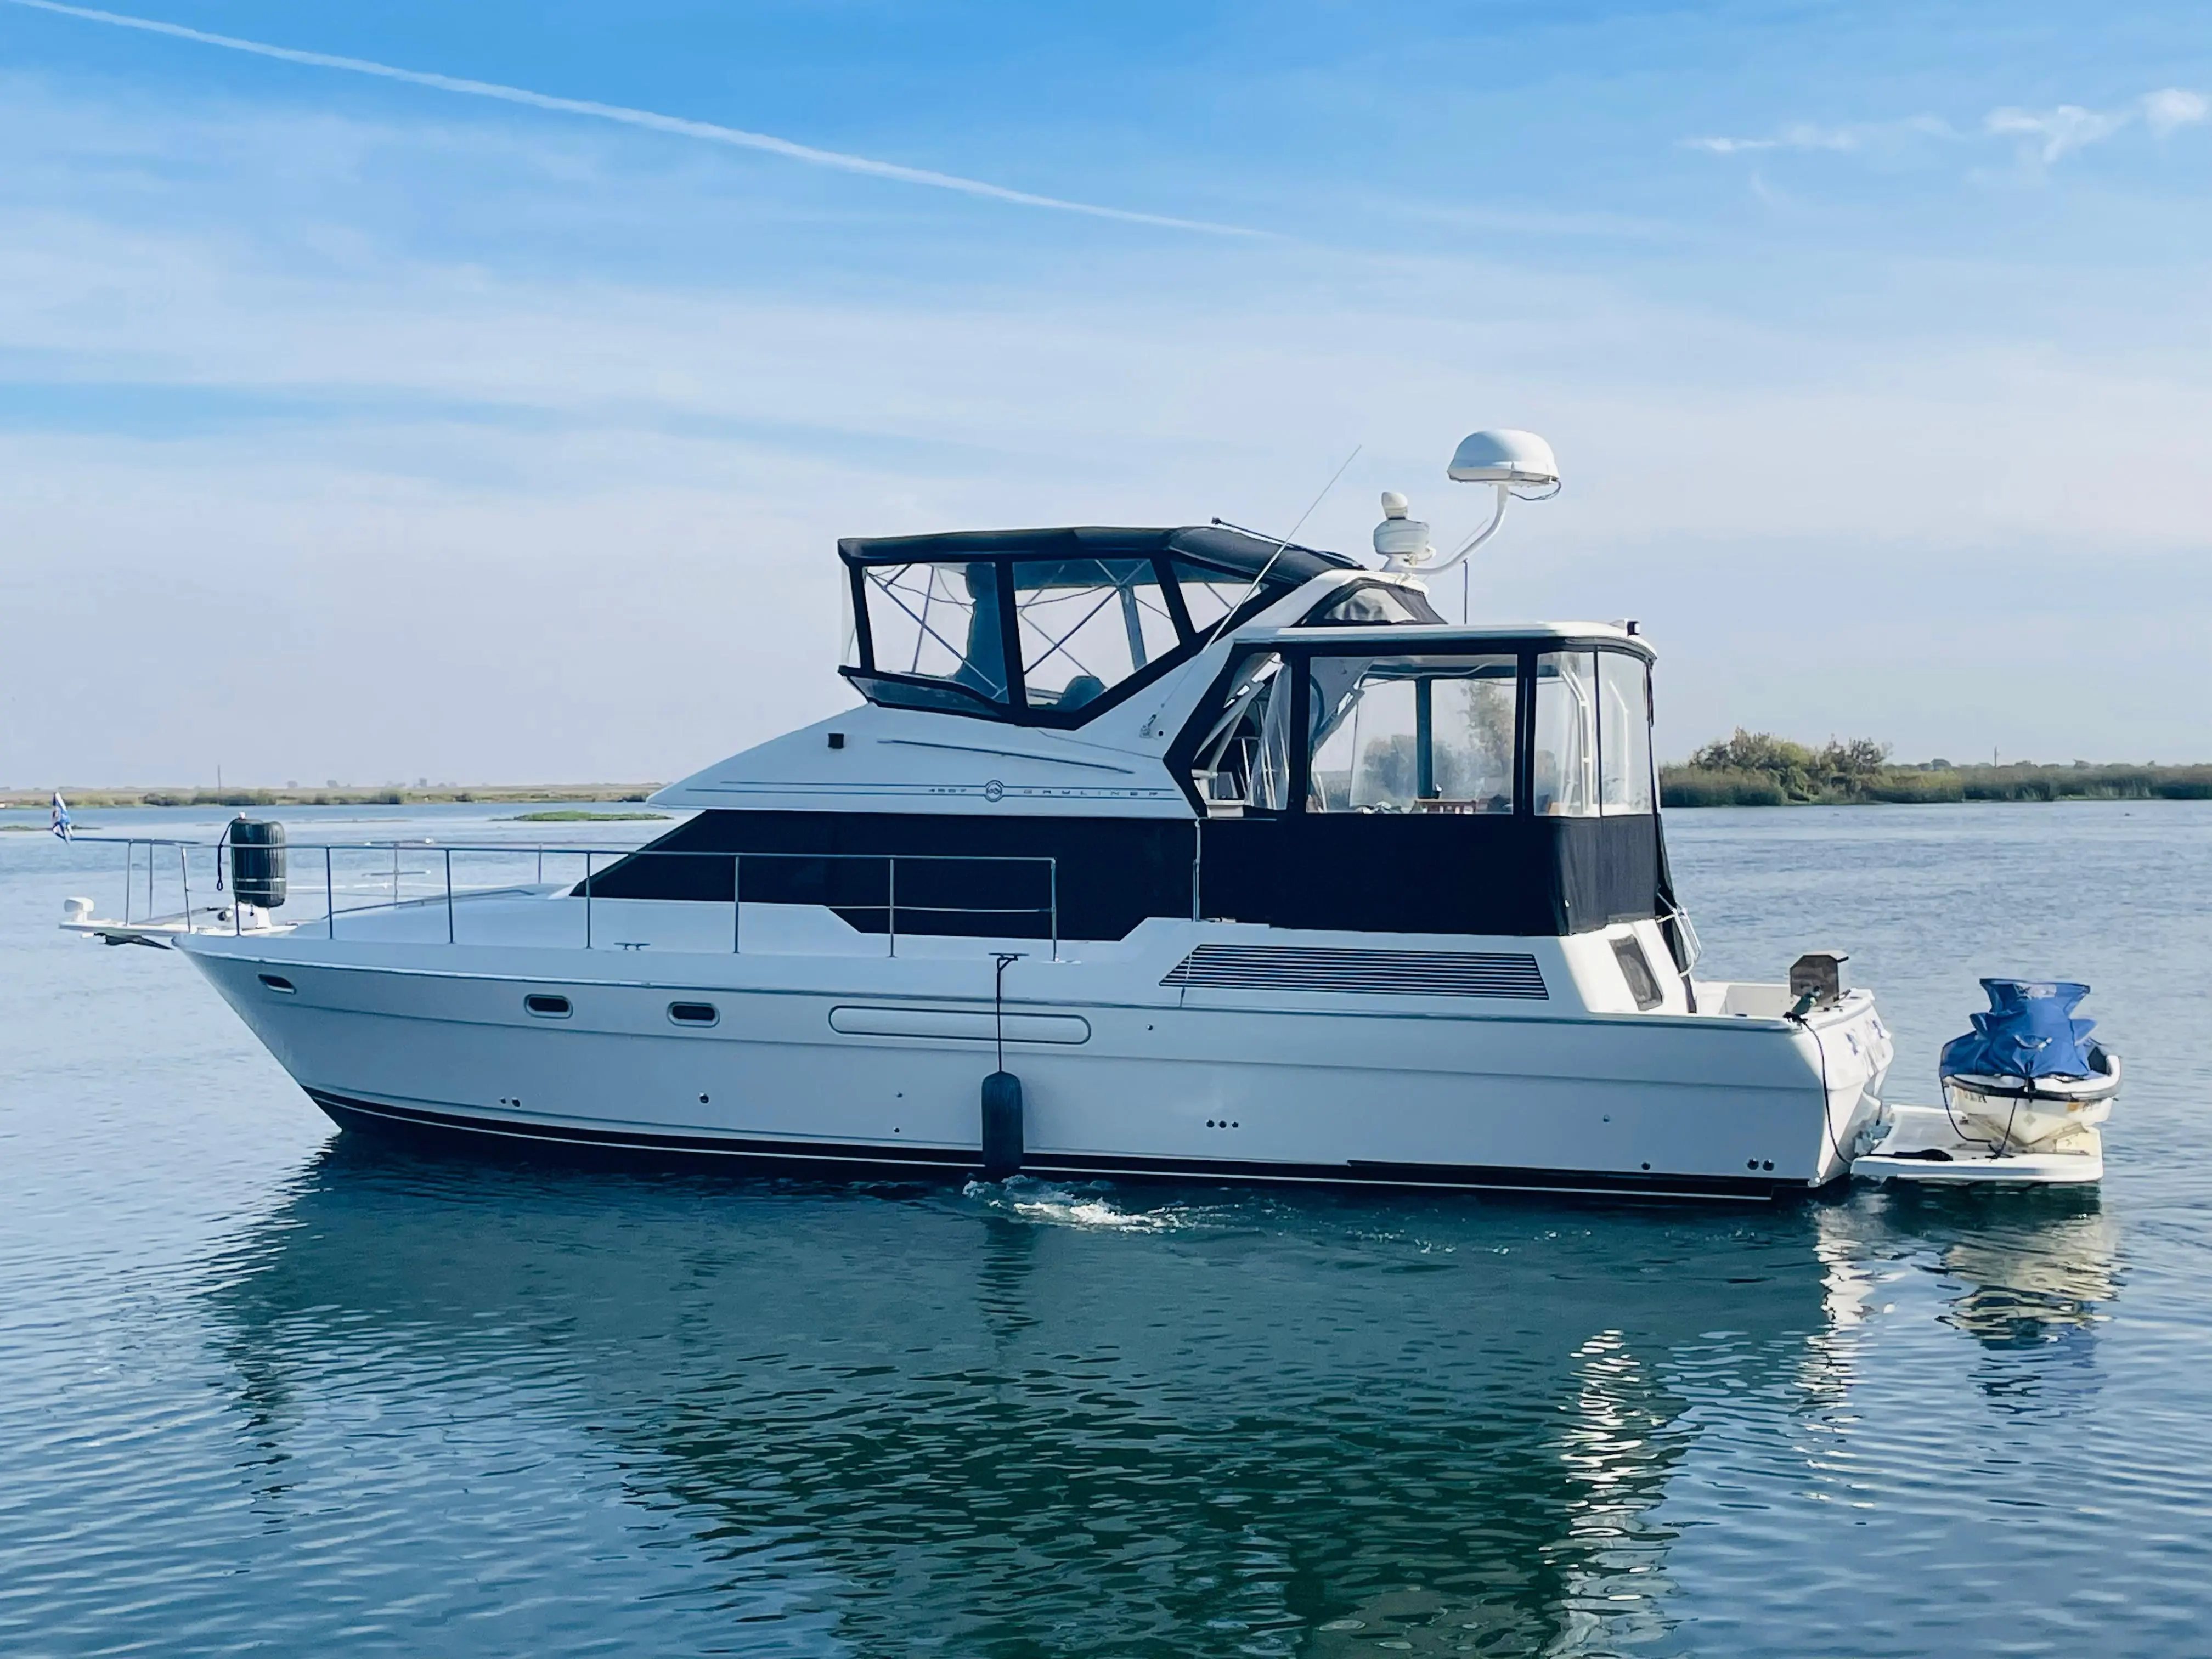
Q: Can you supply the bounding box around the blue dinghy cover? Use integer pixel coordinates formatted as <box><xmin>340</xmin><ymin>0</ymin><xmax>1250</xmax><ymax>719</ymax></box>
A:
<box><xmin>1940</xmin><ymin>979</ymin><xmax>2099</xmax><ymax>1080</ymax></box>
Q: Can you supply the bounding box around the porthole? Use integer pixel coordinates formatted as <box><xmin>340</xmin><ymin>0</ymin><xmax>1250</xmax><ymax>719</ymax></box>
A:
<box><xmin>258</xmin><ymin>973</ymin><xmax>295</xmax><ymax>994</ymax></box>
<box><xmin>524</xmin><ymin>994</ymin><xmax>572</xmax><ymax>1018</ymax></box>
<box><xmin>669</xmin><ymin>1001</ymin><xmax>719</xmax><ymax>1027</ymax></box>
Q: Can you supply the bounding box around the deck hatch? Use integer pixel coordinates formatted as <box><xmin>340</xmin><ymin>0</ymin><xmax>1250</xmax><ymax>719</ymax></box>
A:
<box><xmin>1161</xmin><ymin>944</ymin><xmax>1547</xmax><ymax>998</ymax></box>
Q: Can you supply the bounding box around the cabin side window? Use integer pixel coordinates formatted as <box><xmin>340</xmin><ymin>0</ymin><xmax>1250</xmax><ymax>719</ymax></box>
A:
<box><xmin>1532</xmin><ymin>652</ymin><xmax>1599</xmax><ymax>816</ymax></box>
<box><xmin>1598</xmin><ymin>652</ymin><xmax>1655</xmax><ymax>815</ymax></box>
<box><xmin>1535</xmin><ymin>650</ymin><xmax>1654</xmax><ymax>817</ymax></box>
<box><xmin>1189</xmin><ymin>651</ymin><xmax>1296</xmax><ymax>813</ymax></box>
<box><xmin>1306</xmin><ymin>654</ymin><xmax>1518</xmax><ymax>814</ymax></box>
<box><xmin>853</xmin><ymin>561</ymin><xmax>1012</xmax><ymax>710</ymax></box>
<box><xmin>1012</xmin><ymin>558</ymin><xmax>1184</xmax><ymax>714</ymax></box>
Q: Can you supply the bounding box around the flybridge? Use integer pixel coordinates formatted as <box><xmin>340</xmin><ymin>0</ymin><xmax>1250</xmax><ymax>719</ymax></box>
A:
<box><xmin>838</xmin><ymin>524</ymin><xmax>1372</xmax><ymax>729</ymax></box>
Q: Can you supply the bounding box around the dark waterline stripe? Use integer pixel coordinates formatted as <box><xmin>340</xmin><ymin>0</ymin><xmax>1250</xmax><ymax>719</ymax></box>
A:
<box><xmin>304</xmin><ymin>1090</ymin><xmax>1784</xmax><ymax>1202</ymax></box>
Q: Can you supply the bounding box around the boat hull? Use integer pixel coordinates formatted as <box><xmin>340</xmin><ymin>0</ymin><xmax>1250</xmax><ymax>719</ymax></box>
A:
<box><xmin>177</xmin><ymin>914</ymin><xmax>1889</xmax><ymax>1203</ymax></box>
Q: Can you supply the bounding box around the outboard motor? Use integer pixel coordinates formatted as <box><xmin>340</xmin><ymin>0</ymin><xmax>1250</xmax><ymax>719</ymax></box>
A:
<box><xmin>227</xmin><ymin>817</ymin><xmax>287</xmax><ymax>910</ymax></box>
<box><xmin>1940</xmin><ymin>979</ymin><xmax>2119</xmax><ymax>1155</ymax></box>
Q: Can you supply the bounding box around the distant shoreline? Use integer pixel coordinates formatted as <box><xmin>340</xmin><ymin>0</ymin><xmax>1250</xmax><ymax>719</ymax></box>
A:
<box><xmin>0</xmin><ymin>784</ymin><xmax>663</xmax><ymax>810</ymax></box>
<box><xmin>1660</xmin><ymin>759</ymin><xmax>2212</xmax><ymax>807</ymax></box>
<box><xmin>8</xmin><ymin>766</ymin><xmax>2208</xmax><ymax>813</ymax></box>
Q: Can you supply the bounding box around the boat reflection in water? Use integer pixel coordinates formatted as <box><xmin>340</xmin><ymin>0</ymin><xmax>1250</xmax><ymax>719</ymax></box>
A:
<box><xmin>206</xmin><ymin>1149</ymin><xmax>2118</xmax><ymax>1654</ymax></box>
<box><xmin>1852</xmin><ymin>1189</ymin><xmax>2121</xmax><ymax>1419</ymax></box>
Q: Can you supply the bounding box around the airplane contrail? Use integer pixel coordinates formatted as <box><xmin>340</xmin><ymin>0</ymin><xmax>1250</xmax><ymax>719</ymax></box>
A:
<box><xmin>1</xmin><ymin>0</ymin><xmax>1262</xmax><ymax>236</ymax></box>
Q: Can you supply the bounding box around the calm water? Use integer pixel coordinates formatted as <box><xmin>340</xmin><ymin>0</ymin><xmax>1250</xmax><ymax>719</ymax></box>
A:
<box><xmin>3</xmin><ymin>802</ymin><xmax>2209</xmax><ymax>1656</ymax></box>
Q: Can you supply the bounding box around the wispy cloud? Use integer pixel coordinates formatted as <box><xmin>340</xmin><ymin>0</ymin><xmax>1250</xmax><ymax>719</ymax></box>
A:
<box><xmin>2143</xmin><ymin>87</ymin><xmax>2212</xmax><ymax>137</ymax></box>
<box><xmin>0</xmin><ymin>0</ymin><xmax>1262</xmax><ymax>236</ymax></box>
<box><xmin>1682</xmin><ymin>116</ymin><xmax>1954</xmax><ymax>156</ymax></box>
<box><xmin>1689</xmin><ymin>88</ymin><xmax>2207</xmax><ymax>167</ymax></box>
<box><xmin>1986</xmin><ymin>87</ymin><xmax>2210</xmax><ymax>162</ymax></box>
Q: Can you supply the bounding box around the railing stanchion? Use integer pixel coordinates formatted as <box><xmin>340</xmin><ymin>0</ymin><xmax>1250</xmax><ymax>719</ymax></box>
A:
<box><xmin>732</xmin><ymin>854</ymin><xmax>742</xmax><ymax>955</ymax></box>
<box><xmin>123</xmin><ymin>843</ymin><xmax>133</xmax><ymax>927</ymax></box>
<box><xmin>887</xmin><ymin>857</ymin><xmax>896</xmax><ymax>958</ymax></box>
<box><xmin>179</xmin><ymin>846</ymin><xmax>191</xmax><ymax>932</ymax></box>
<box><xmin>537</xmin><ymin>847</ymin><xmax>544</xmax><ymax>884</ymax></box>
<box><xmin>444</xmin><ymin>848</ymin><xmax>455</xmax><ymax>943</ymax></box>
<box><xmin>326</xmin><ymin>847</ymin><xmax>335</xmax><ymax>938</ymax></box>
<box><xmin>1050</xmin><ymin>859</ymin><xmax>1059</xmax><ymax>962</ymax></box>
<box><xmin>584</xmin><ymin>851</ymin><xmax>594</xmax><ymax>950</ymax></box>
<box><xmin>393</xmin><ymin>843</ymin><xmax>400</xmax><ymax>907</ymax></box>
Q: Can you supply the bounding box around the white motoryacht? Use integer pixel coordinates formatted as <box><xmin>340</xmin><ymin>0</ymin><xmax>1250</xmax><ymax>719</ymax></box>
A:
<box><xmin>68</xmin><ymin>431</ymin><xmax>1905</xmax><ymax>1199</ymax></box>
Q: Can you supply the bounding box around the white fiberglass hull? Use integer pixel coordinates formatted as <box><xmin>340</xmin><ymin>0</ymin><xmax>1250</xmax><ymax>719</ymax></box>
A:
<box><xmin>174</xmin><ymin>893</ymin><xmax>1891</xmax><ymax>1201</ymax></box>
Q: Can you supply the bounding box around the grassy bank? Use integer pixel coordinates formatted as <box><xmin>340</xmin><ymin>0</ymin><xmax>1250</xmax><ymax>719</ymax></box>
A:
<box><xmin>1</xmin><ymin>783</ymin><xmax>662</xmax><ymax>810</ymax></box>
<box><xmin>1663</xmin><ymin>735</ymin><xmax>2212</xmax><ymax>808</ymax></box>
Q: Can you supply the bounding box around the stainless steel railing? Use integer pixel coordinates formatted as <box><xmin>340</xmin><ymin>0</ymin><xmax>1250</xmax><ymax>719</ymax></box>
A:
<box><xmin>66</xmin><ymin>838</ymin><xmax>1060</xmax><ymax>960</ymax></box>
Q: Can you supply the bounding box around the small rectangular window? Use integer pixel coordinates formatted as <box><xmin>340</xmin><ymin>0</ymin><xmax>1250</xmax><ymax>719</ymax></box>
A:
<box><xmin>524</xmin><ymin>994</ymin><xmax>571</xmax><ymax>1018</ymax></box>
<box><xmin>258</xmin><ymin>973</ymin><xmax>295</xmax><ymax>994</ymax></box>
<box><xmin>1532</xmin><ymin>652</ymin><xmax>1599</xmax><ymax>817</ymax></box>
<box><xmin>668</xmin><ymin>1001</ymin><xmax>719</xmax><ymax>1026</ymax></box>
<box><xmin>1598</xmin><ymin>653</ymin><xmax>1655</xmax><ymax>815</ymax></box>
<box><xmin>1612</xmin><ymin>936</ymin><xmax>1664</xmax><ymax>1011</ymax></box>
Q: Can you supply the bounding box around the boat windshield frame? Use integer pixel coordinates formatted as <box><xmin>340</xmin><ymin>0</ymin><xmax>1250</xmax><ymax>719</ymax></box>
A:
<box><xmin>837</xmin><ymin>527</ymin><xmax>1363</xmax><ymax>730</ymax></box>
<box><xmin>1167</xmin><ymin>628</ymin><xmax>1657</xmax><ymax>818</ymax></box>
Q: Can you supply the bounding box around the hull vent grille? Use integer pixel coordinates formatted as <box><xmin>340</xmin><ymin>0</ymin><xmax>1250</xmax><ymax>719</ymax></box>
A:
<box><xmin>1162</xmin><ymin>945</ymin><xmax>1547</xmax><ymax>999</ymax></box>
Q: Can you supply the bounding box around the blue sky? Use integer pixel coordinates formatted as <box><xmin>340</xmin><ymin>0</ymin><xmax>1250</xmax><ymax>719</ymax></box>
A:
<box><xmin>4</xmin><ymin>0</ymin><xmax>2210</xmax><ymax>785</ymax></box>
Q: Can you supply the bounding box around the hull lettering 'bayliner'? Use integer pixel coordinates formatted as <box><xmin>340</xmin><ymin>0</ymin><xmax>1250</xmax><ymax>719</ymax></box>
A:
<box><xmin>59</xmin><ymin>430</ymin><xmax>2117</xmax><ymax>1196</ymax></box>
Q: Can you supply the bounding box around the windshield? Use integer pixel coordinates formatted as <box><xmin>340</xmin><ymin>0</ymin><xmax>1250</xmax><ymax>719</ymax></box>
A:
<box><xmin>1183</xmin><ymin>642</ymin><xmax>1655</xmax><ymax>819</ymax></box>
<box><xmin>1308</xmin><ymin>654</ymin><xmax>1519</xmax><ymax>814</ymax></box>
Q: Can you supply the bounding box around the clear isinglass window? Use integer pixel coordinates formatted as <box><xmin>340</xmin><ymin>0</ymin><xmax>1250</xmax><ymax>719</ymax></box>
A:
<box><xmin>855</xmin><ymin>561</ymin><xmax>1011</xmax><ymax>705</ymax></box>
<box><xmin>1306</xmin><ymin>655</ymin><xmax>1517</xmax><ymax>814</ymax></box>
<box><xmin>1598</xmin><ymin>652</ymin><xmax>1655</xmax><ymax>815</ymax></box>
<box><xmin>1012</xmin><ymin>559</ymin><xmax>1182</xmax><ymax>713</ymax></box>
<box><xmin>1536</xmin><ymin>650</ymin><xmax>1654</xmax><ymax>817</ymax></box>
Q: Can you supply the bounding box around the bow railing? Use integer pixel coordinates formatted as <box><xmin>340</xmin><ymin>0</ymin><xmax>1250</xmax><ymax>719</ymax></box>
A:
<box><xmin>62</xmin><ymin>837</ymin><xmax>1060</xmax><ymax>960</ymax></box>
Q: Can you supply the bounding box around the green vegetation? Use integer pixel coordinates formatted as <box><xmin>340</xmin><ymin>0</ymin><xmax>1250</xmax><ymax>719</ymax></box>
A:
<box><xmin>1663</xmin><ymin>730</ymin><xmax>2212</xmax><ymax>806</ymax></box>
<box><xmin>505</xmin><ymin>809</ymin><xmax>670</xmax><ymax>822</ymax></box>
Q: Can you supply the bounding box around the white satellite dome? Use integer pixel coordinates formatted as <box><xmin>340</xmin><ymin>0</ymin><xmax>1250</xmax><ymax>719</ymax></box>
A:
<box><xmin>1447</xmin><ymin>429</ymin><xmax>1560</xmax><ymax>489</ymax></box>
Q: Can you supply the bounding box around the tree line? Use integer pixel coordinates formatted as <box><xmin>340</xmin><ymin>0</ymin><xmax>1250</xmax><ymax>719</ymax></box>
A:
<box><xmin>1663</xmin><ymin>730</ymin><xmax>2212</xmax><ymax>806</ymax></box>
